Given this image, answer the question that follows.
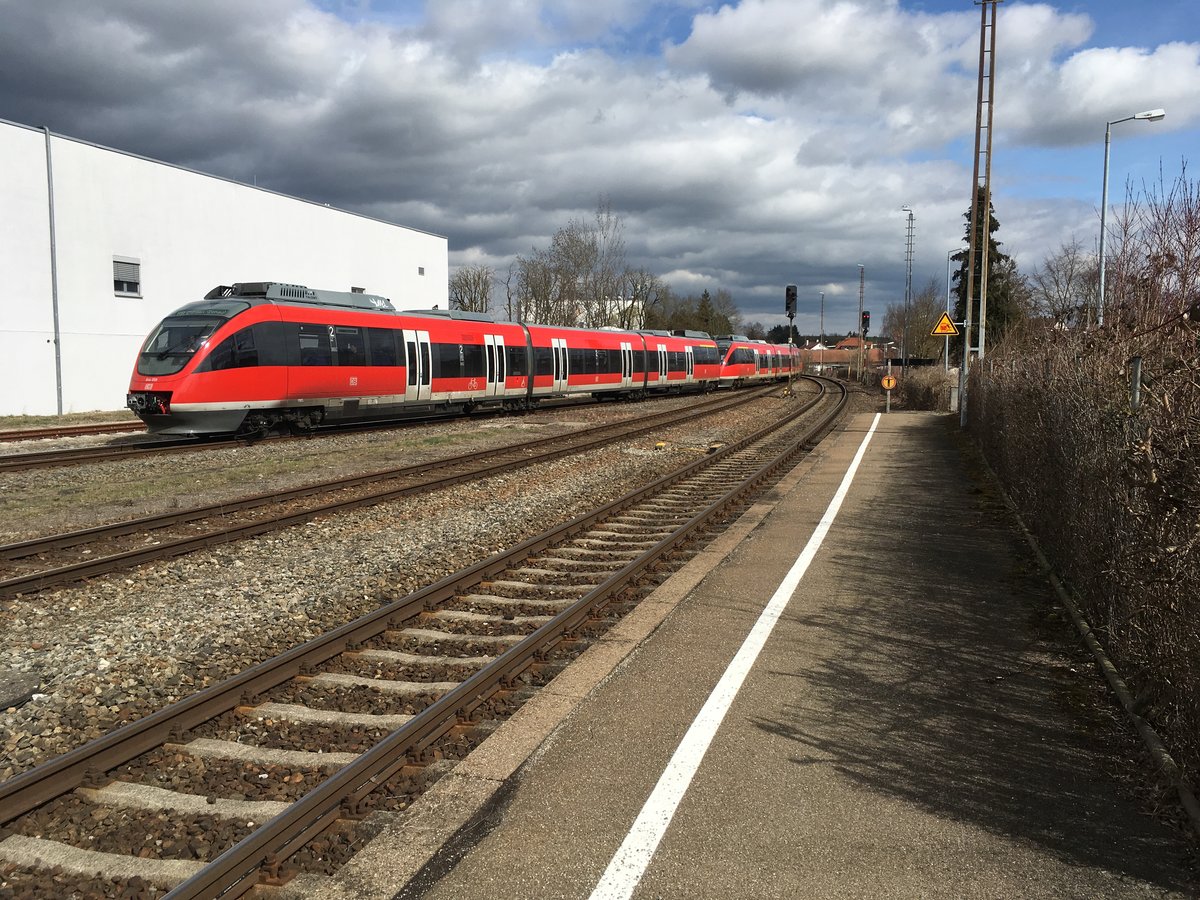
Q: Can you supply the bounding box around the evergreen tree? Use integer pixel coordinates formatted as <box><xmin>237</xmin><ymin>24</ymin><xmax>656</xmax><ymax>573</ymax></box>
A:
<box><xmin>950</xmin><ymin>187</ymin><xmax>1029</xmax><ymax>356</ymax></box>
<box><xmin>696</xmin><ymin>290</ymin><xmax>716</xmax><ymax>333</ymax></box>
<box><xmin>766</xmin><ymin>324</ymin><xmax>798</xmax><ymax>344</ymax></box>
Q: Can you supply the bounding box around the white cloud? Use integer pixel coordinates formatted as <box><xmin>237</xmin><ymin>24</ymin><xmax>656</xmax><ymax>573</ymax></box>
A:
<box><xmin>0</xmin><ymin>0</ymin><xmax>1194</xmax><ymax>329</ymax></box>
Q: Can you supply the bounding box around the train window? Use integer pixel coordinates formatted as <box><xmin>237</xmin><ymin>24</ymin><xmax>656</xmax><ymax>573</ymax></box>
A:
<box><xmin>432</xmin><ymin>343</ymin><xmax>454</xmax><ymax>378</ymax></box>
<box><xmin>201</xmin><ymin>328</ymin><xmax>258</xmax><ymax>371</ymax></box>
<box><xmin>252</xmin><ymin>322</ymin><xmax>289</xmax><ymax>366</ymax></box>
<box><xmin>298</xmin><ymin>324</ymin><xmax>333</xmax><ymax>366</ymax></box>
<box><xmin>334</xmin><ymin>326</ymin><xmax>366</xmax><ymax>366</ymax></box>
<box><xmin>533</xmin><ymin>346</ymin><xmax>553</xmax><ymax>377</ymax></box>
<box><xmin>367</xmin><ymin>328</ymin><xmax>400</xmax><ymax>366</ymax></box>
<box><xmin>568</xmin><ymin>347</ymin><xmax>587</xmax><ymax>375</ymax></box>
<box><xmin>136</xmin><ymin>314</ymin><xmax>226</xmax><ymax>376</ymax></box>
<box><xmin>607</xmin><ymin>348</ymin><xmax>622</xmax><ymax>374</ymax></box>
<box><xmin>406</xmin><ymin>340</ymin><xmax>418</xmax><ymax>385</ymax></box>
<box><xmin>505</xmin><ymin>345</ymin><xmax>528</xmax><ymax>377</ymax></box>
<box><xmin>461</xmin><ymin>343</ymin><xmax>484</xmax><ymax>378</ymax></box>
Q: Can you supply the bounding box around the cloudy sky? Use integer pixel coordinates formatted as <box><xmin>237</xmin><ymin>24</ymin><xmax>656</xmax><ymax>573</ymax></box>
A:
<box><xmin>0</xmin><ymin>0</ymin><xmax>1195</xmax><ymax>335</ymax></box>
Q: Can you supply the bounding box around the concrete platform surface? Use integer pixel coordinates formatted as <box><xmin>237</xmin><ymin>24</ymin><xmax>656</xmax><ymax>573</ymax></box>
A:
<box><xmin>313</xmin><ymin>411</ymin><xmax>1198</xmax><ymax>900</ymax></box>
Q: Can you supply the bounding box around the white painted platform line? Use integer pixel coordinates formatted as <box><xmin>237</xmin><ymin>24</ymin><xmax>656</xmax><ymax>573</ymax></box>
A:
<box><xmin>590</xmin><ymin>413</ymin><xmax>883</xmax><ymax>900</ymax></box>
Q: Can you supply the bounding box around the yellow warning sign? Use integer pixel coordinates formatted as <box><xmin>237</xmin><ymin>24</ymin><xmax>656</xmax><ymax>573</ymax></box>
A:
<box><xmin>931</xmin><ymin>312</ymin><xmax>960</xmax><ymax>336</ymax></box>
<box><xmin>881</xmin><ymin>375</ymin><xmax>897</xmax><ymax>391</ymax></box>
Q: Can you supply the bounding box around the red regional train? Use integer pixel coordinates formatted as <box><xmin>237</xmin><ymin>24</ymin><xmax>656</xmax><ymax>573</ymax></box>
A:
<box><xmin>716</xmin><ymin>334</ymin><xmax>800</xmax><ymax>388</ymax></box>
<box><xmin>126</xmin><ymin>281</ymin><xmax>739</xmax><ymax>435</ymax></box>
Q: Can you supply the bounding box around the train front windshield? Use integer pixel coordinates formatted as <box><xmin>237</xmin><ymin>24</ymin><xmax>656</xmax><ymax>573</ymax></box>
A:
<box><xmin>136</xmin><ymin>300</ymin><xmax>251</xmax><ymax>376</ymax></box>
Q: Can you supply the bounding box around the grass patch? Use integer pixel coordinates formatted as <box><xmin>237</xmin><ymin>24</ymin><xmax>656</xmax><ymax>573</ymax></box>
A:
<box><xmin>0</xmin><ymin>409</ymin><xmax>137</xmax><ymax>429</ymax></box>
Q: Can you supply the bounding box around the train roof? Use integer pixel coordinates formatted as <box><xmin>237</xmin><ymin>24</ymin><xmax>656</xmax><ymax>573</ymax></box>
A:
<box><xmin>636</xmin><ymin>329</ymin><xmax>715</xmax><ymax>341</ymax></box>
<box><xmin>401</xmin><ymin>307</ymin><xmax>497</xmax><ymax>322</ymax></box>
<box><xmin>204</xmin><ymin>282</ymin><xmax>397</xmax><ymax>313</ymax></box>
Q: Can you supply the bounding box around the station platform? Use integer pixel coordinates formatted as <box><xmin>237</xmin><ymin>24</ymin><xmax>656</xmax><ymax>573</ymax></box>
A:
<box><xmin>311</xmin><ymin>412</ymin><xmax>1197</xmax><ymax>900</ymax></box>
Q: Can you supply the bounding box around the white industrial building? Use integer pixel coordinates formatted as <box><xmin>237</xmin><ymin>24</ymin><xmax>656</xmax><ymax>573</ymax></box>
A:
<box><xmin>1</xmin><ymin>119</ymin><xmax>448</xmax><ymax>416</ymax></box>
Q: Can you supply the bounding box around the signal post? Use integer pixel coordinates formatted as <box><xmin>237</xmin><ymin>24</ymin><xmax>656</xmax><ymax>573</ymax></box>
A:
<box><xmin>784</xmin><ymin>284</ymin><xmax>797</xmax><ymax>395</ymax></box>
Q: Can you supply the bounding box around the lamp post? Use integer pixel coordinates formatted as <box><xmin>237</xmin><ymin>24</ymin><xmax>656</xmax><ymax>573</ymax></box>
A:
<box><xmin>901</xmin><ymin>206</ymin><xmax>914</xmax><ymax>372</ymax></box>
<box><xmin>857</xmin><ymin>264</ymin><xmax>865</xmax><ymax>382</ymax></box>
<box><xmin>819</xmin><ymin>291</ymin><xmax>825</xmax><ymax>373</ymax></box>
<box><xmin>1098</xmin><ymin>108</ymin><xmax>1165</xmax><ymax>326</ymax></box>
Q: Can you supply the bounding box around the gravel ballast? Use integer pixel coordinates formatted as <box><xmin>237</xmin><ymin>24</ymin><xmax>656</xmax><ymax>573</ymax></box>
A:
<box><xmin>0</xmin><ymin>389</ymin><xmax>835</xmax><ymax>781</ymax></box>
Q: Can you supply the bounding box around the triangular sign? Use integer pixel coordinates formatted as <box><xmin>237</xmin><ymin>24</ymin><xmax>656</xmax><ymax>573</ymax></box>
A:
<box><xmin>931</xmin><ymin>312</ymin><xmax>960</xmax><ymax>336</ymax></box>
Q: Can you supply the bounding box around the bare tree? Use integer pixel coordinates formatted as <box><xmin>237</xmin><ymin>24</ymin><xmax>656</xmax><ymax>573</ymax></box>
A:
<box><xmin>882</xmin><ymin>278</ymin><xmax>956</xmax><ymax>361</ymax></box>
<box><xmin>1029</xmin><ymin>237</ymin><xmax>1095</xmax><ymax>328</ymax></box>
<box><xmin>514</xmin><ymin>197</ymin><xmax>645</xmax><ymax>327</ymax></box>
<box><xmin>500</xmin><ymin>261</ymin><xmax>522</xmax><ymax>322</ymax></box>
<box><xmin>711</xmin><ymin>289</ymin><xmax>743</xmax><ymax>335</ymax></box>
<box><xmin>1105</xmin><ymin>163</ymin><xmax>1200</xmax><ymax>331</ymax></box>
<box><xmin>448</xmin><ymin>264</ymin><xmax>494</xmax><ymax>313</ymax></box>
<box><xmin>743</xmin><ymin>321</ymin><xmax>767</xmax><ymax>340</ymax></box>
<box><xmin>617</xmin><ymin>268</ymin><xmax>663</xmax><ymax>329</ymax></box>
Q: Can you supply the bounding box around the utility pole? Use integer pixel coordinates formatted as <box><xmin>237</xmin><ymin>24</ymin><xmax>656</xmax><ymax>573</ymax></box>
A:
<box><xmin>901</xmin><ymin>207</ymin><xmax>914</xmax><ymax>373</ymax></box>
<box><xmin>962</xmin><ymin>0</ymin><xmax>1001</xmax><ymax>426</ymax></box>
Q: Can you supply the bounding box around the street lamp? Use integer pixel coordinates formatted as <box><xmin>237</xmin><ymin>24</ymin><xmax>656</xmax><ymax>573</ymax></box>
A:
<box><xmin>819</xmin><ymin>290</ymin><xmax>825</xmax><ymax>373</ymax></box>
<box><xmin>857</xmin><ymin>264</ymin><xmax>865</xmax><ymax>382</ymax></box>
<box><xmin>1098</xmin><ymin>108</ymin><xmax>1165</xmax><ymax>326</ymax></box>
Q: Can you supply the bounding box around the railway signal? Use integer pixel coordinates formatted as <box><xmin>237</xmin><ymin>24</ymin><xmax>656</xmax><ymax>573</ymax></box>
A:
<box><xmin>861</xmin><ymin>310</ymin><xmax>870</xmax><ymax>336</ymax></box>
<box><xmin>784</xmin><ymin>284</ymin><xmax>798</xmax><ymax>395</ymax></box>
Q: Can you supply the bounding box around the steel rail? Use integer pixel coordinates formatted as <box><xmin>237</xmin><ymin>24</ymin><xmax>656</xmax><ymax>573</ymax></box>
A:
<box><xmin>0</xmin><ymin>391</ymin><xmax>722</xmax><ymax>472</ymax></box>
<box><xmin>0</xmin><ymin>379</ymin><xmax>837</xmax><ymax>834</ymax></box>
<box><xmin>0</xmin><ymin>437</ymin><xmax>227</xmax><ymax>472</ymax></box>
<box><xmin>2</xmin><ymin>386</ymin><xmax>770</xmax><ymax>561</ymax></box>
<box><xmin>0</xmin><ymin>422</ymin><xmax>144</xmax><ymax>442</ymax></box>
<box><xmin>0</xmin><ymin>387</ymin><xmax>776</xmax><ymax>597</ymax></box>
<box><xmin>163</xmin><ymin>378</ymin><xmax>846</xmax><ymax>899</ymax></box>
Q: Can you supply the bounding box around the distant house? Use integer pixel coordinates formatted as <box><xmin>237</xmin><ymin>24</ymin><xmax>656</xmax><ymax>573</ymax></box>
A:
<box><xmin>801</xmin><ymin>336</ymin><xmax>884</xmax><ymax>374</ymax></box>
<box><xmin>0</xmin><ymin>119</ymin><xmax>449</xmax><ymax>415</ymax></box>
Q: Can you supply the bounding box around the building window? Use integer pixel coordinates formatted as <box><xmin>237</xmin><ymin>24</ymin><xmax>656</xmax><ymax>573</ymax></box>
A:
<box><xmin>418</xmin><ymin>266</ymin><xmax>425</xmax><ymax>276</ymax></box>
<box><xmin>114</xmin><ymin>257</ymin><xmax>141</xmax><ymax>296</ymax></box>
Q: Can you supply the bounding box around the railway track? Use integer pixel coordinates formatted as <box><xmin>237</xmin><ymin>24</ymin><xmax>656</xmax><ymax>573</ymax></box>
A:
<box><xmin>0</xmin><ymin>386</ymin><xmax>778</xmax><ymax>599</ymax></box>
<box><xmin>0</xmin><ymin>394</ymin><xmax>690</xmax><ymax>473</ymax></box>
<box><xmin>0</xmin><ymin>377</ymin><xmax>846</xmax><ymax>898</ymax></box>
<box><xmin>0</xmin><ymin>423</ymin><xmax>144</xmax><ymax>443</ymax></box>
<box><xmin>0</xmin><ymin>437</ymin><xmax>229</xmax><ymax>473</ymax></box>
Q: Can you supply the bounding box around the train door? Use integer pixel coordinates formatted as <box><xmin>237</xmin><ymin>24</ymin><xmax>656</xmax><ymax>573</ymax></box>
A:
<box><xmin>403</xmin><ymin>329</ymin><xmax>432</xmax><ymax>402</ymax></box>
<box><xmin>484</xmin><ymin>334</ymin><xmax>506</xmax><ymax>398</ymax></box>
<box><xmin>656</xmin><ymin>343</ymin><xmax>668</xmax><ymax>386</ymax></box>
<box><xmin>684</xmin><ymin>345</ymin><xmax>695</xmax><ymax>384</ymax></box>
<box><xmin>552</xmin><ymin>337</ymin><xmax>569</xmax><ymax>393</ymax></box>
<box><xmin>620</xmin><ymin>341</ymin><xmax>634</xmax><ymax>389</ymax></box>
